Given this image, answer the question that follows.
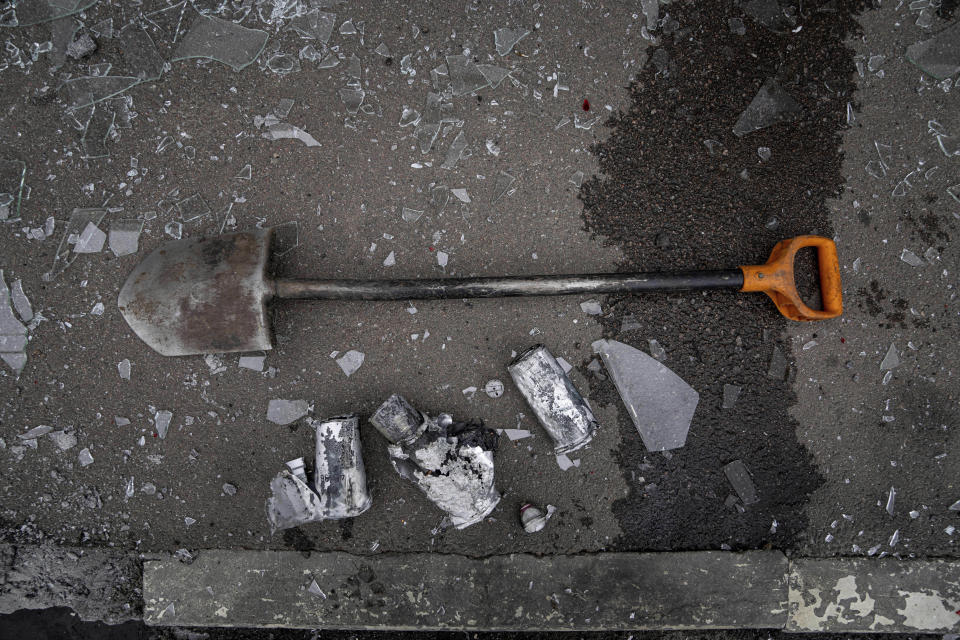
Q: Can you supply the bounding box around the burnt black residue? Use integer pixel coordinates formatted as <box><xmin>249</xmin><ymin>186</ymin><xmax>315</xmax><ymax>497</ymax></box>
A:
<box><xmin>581</xmin><ymin>1</ymin><xmax>865</xmax><ymax>550</ymax></box>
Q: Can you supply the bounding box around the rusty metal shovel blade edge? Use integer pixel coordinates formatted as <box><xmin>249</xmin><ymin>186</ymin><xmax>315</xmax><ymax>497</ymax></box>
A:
<box><xmin>117</xmin><ymin>228</ymin><xmax>274</xmax><ymax>356</ymax></box>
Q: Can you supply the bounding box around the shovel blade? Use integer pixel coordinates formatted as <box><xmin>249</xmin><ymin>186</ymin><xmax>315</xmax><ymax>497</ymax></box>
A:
<box><xmin>118</xmin><ymin>229</ymin><xmax>274</xmax><ymax>356</ymax></box>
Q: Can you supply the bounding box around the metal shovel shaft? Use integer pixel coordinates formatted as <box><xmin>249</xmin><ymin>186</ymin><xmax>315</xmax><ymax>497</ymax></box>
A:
<box><xmin>273</xmin><ymin>270</ymin><xmax>744</xmax><ymax>301</ymax></box>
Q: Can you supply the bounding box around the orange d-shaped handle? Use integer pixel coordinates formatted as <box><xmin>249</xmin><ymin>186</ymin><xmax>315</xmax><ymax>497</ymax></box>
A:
<box><xmin>740</xmin><ymin>235</ymin><xmax>843</xmax><ymax>321</ymax></box>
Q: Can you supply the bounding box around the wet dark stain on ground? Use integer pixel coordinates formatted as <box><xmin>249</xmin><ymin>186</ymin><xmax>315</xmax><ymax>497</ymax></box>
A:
<box><xmin>580</xmin><ymin>0</ymin><xmax>865</xmax><ymax>550</ymax></box>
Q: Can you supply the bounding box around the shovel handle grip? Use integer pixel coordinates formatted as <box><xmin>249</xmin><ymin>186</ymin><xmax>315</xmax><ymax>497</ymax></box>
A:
<box><xmin>740</xmin><ymin>235</ymin><xmax>842</xmax><ymax>321</ymax></box>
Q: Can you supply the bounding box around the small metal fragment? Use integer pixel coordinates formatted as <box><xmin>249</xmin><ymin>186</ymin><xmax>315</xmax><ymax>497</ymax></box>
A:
<box><xmin>724</xmin><ymin>459</ymin><xmax>759</xmax><ymax>505</ymax></box>
<box><xmin>520</xmin><ymin>503</ymin><xmax>547</xmax><ymax>533</ymax></box>
<box><xmin>369</xmin><ymin>394</ymin><xmax>426</xmax><ymax>444</ymax></box>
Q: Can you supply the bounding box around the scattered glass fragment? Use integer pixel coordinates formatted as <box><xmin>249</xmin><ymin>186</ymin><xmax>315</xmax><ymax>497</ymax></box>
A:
<box><xmin>555</xmin><ymin>454</ymin><xmax>578</xmax><ymax>471</ymax></box>
<box><xmin>78</xmin><ymin>447</ymin><xmax>94</xmax><ymax>467</ymax></box>
<box><xmin>49</xmin><ymin>430</ymin><xmax>77</xmax><ymax>451</ymax></box>
<box><xmin>262</xmin><ymin>123</ymin><xmax>321</xmax><ymax>147</ymax></box>
<box><xmin>43</xmin><ymin>208</ymin><xmax>105</xmax><ymax>280</ymax></box>
<box><xmin>916</xmin><ymin>7</ymin><xmax>934</xmax><ymax>28</ymax></box>
<box><xmin>9</xmin><ymin>279</ymin><xmax>31</xmax><ymax>322</ymax></box>
<box><xmin>401</xmin><ymin>207</ymin><xmax>423</xmax><ymax>223</ymax></box>
<box><xmin>648</xmin><ymin>339</ymin><xmax>667</xmax><ymax>362</ymax></box>
<box><xmin>415</xmin><ymin>122</ymin><xmax>440</xmax><ymax>154</ymax></box>
<box><xmin>172</xmin><ymin>15</ymin><xmax>269</xmax><ymax>72</ymax></box>
<box><xmin>722</xmin><ymin>383</ymin><xmax>741</xmax><ymax>409</ymax></box>
<box><xmin>267</xmin><ymin>399</ymin><xmax>310</xmax><ymax>425</ymax></box>
<box><xmin>273</xmin><ymin>98</ymin><xmax>295</xmax><ymax>119</ymax></box>
<box><xmin>592</xmin><ymin>339</ymin><xmax>698</xmax><ymax>451</ymax></box>
<box><xmin>888</xmin><ymin>529</ymin><xmax>899</xmax><ymax>547</ymax></box>
<box><xmin>867</xmin><ymin>54</ymin><xmax>885</xmax><ymax>72</ymax></box>
<box><xmin>732</xmin><ymin>79</ymin><xmax>802</xmax><ymax>137</ymax></box>
<box><xmin>383</xmin><ymin>251</ymin><xmax>396</xmax><ymax>267</ymax></box>
<box><xmin>60</xmin><ymin>76</ymin><xmax>140</xmax><ymax>111</ymax></box>
<box><xmin>90</xmin><ymin>301</ymin><xmax>105</xmax><ymax>316</ymax></box>
<box><xmin>223</xmin><ymin>483</ymin><xmax>237</xmax><ymax>496</ymax></box>
<box><xmin>430</xmin><ymin>185</ymin><xmax>449</xmax><ymax>214</ymax></box>
<box><xmin>119</xmin><ymin>27</ymin><xmax>165</xmax><ymax>81</ymax></box>
<box><xmin>949</xmin><ymin>499</ymin><xmax>960</xmax><ymax>511</ymax></box>
<box><xmin>19</xmin><ymin>425</ymin><xmax>51</xmax><ymax>439</ymax></box>
<box><xmin>494</xmin><ymin>27</ymin><xmax>530</xmax><ymax>56</ymax></box>
<box><xmin>724</xmin><ymin>460</ymin><xmax>759</xmax><ymax>505</ymax></box>
<box><xmin>764</xmin><ymin>216</ymin><xmax>779</xmax><ymax>230</ymax></box>
<box><xmin>906</xmin><ymin>22</ymin><xmax>960</xmax><ymax>80</ymax></box>
<box><xmin>0</xmin><ymin>0</ymin><xmax>96</xmax><ymax>27</ymax></box>
<box><xmin>451</xmin><ymin>188</ymin><xmax>471</xmax><ymax>203</ymax></box>
<box><xmin>73</xmin><ymin>221</ymin><xmax>106</xmax><ymax>253</ymax></box>
<box><xmin>375</xmin><ymin>42</ymin><xmax>390</xmax><ymax>57</ymax></box>
<box><xmin>491</xmin><ymin>171</ymin><xmax>516</xmax><ymax>203</ymax></box>
<box><xmin>66</xmin><ymin>33</ymin><xmax>96</xmax><ymax>59</ymax></box>
<box><xmin>154</xmin><ymin>410</ymin><xmax>173</xmax><ymax>438</ymax></box>
<box><xmin>485</xmin><ymin>140</ymin><xmax>501</xmax><ymax>156</ymax></box>
<box><xmin>316</xmin><ymin>52</ymin><xmax>339</xmax><ymax>68</ymax></box>
<box><xmin>108</xmin><ymin>219</ymin><xmax>143</xmax><ymax>257</ymax></box>
<box><xmin>164</xmin><ymin>221</ymin><xmax>183</xmax><ymax>239</ymax></box>
<box><xmin>118</xmin><ymin>359</ymin><xmax>131</xmax><ymax>380</ymax></box>
<box><xmin>477</xmin><ymin>64</ymin><xmax>510</xmax><ymax>88</ymax></box>
<box><xmin>569</xmin><ymin>170</ymin><xmax>584</xmax><ymax>187</ymax></box>
<box><xmin>289</xmin><ymin>9</ymin><xmax>336</xmax><ymax>43</ymax></box>
<box><xmin>574</xmin><ymin>114</ymin><xmax>600</xmax><ymax>129</ymax></box>
<box><xmin>272</xmin><ymin>220</ymin><xmax>298</xmax><ymax>257</ymax></box>
<box><xmin>339</xmin><ymin>88</ymin><xmax>365</xmax><ymax>114</ymax></box>
<box><xmin>235</xmin><ymin>164</ymin><xmax>252</xmax><ymax>180</ymax></box>
<box><xmin>440</xmin><ymin>131</ymin><xmax>467</xmax><ymax>170</ymax></box>
<box><xmin>880</xmin><ymin>342</ymin><xmax>899</xmax><ymax>370</ymax></box>
<box><xmin>503</xmin><ymin>429</ymin><xmax>531</xmax><ymax>441</ymax></box>
<box><xmin>446</xmin><ymin>55</ymin><xmax>489</xmax><ymax>96</ymax></box>
<box><xmin>336</xmin><ymin>350</ymin><xmax>365</xmax><ymax>377</ymax></box>
<box><xmin>757</xmin><ymin>147</ymin><xmax>772</xmax><ymax>161</ymax></box>
<box><xmin>398</xmin><ymin>106</ymin><xmax>420</xmax><ymax>127</ymax></box>
<box><xmin>0</xmin><ymin>158</ymin><xmax>26</xmax><ymax>221</ymax></box>
<box><xmin>238</xmin><ymin>355</ymin><xmax>265</xmax><ymax>371</ymax></box>
<box><xmin>0</xmin><ymin>270</ymin><xmax>27</xmax><ymax>374</ymax></box>
<box><xmin>436</xmin><ymin>250</ymin><xmax>449</xmax><ymax>267</ymax></box>
<box><xmin>620</xmin><ymin>314</ymin><xmax>642</xmax><ymax>332</ymax></box>
<box><xmin>886</xmin><ymin>486</ymin><xmax>896</xmax><ymax>516</ymax></box>
<box><xmin>484</xmin><ymin>379</ymin><xmax>504</xmax><ymax>398</ymax></box>
<box><xmin>767</xmin><ymin>345</ymin><xmax>788</xmax><ymax>380</ymax></box>
<box><xmin>899</xmin><ymin>248</ymin><xmax>924</xmax><ymax>267</ymax></box>
<box><xmin>580</xmin><ymin>300</ymin><xmax>602</xmax><ymax>315</ymax></box>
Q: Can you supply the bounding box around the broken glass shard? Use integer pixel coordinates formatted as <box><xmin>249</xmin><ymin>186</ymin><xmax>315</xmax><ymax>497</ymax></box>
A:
<box><xmin>430</xmin><ymin>185</ymin><xmax>450</xmax><ymax>214</ymax></box>
<box><xmin>574</xmin><ymin>114</ymin><xmax>600</xmax><ymax>130</ymax></box>
<box><xmin>155</xmin><ymin>410</ymin><xmax>173</xmax><ymax>438</ymax></box>
<box><xmin>491</xmin><ymin>171</ymin><xmax>516</xmax><ymax>203</ymax></box>
<box><xmin>267</xmin><ymin>399</ymin><xmax>310</xmax><ymax>425</ymax></box>
<box><xmin>344</xmin><ymin>53</ymin><xmax>361</xmax><ymax>80</ymax></box>
<box><xmin>339</xmin><ymin>19</ymin><xmax>356</xmax><ymax>35</ymax></box>
<box><xmin>78</xmin><ymin>448</ymin><xmax>94</xmax><ymax>466</ymax></box>
<box><xmin>886</xmin><ymin>486</ymin><xmax>896</xmax><ymax>515</ymax></box>
<box><xmin>880</xmin><ymin>342</ymin><xmax>899</xmax><ymax>370</ymax></box>
<box><xmin>415</xmin><ymin>122</ymin><xmax>440</xmax><ymax>154</ymax></box>
<box><xmin>906</xmin><ymin>22</ymin><xmax>960</xmax><ymax>80</ymax></box>
<box><xmin>724</xmin><ymin>460</ymin><xmax>759</xmax><ymax>505</ymax></box>
<box><xmin>235</xmin><ymin>164</ymin><xmax>252</xmax><ymax>180</ymax></box>
<box><xmin>0</xmin><ymin>0</ymin><xmax>96</xmax><ymax>27</ymax></box>
<box><xmin>119</xmin><ymin>27</ymin><xmax>165</xmax><ymax>81</ymax></box>
<box><xmin>336</xmin><ymin>350</ymin><xmax>364</xmax><ymax>376</ymax></box>
<box><xmin>580</xmin><ymin>300</ymin><xmax>602</xmax><ymax>315</ymax></box>
<box><xmin>238</xmin><ymin>355</ymin><xmax>265</xmax><ymax>371</ymax></box>
<box><xmin>446</xmin><ymin>55</ymin><xmax>489</xmax><ymax>96</ymax></box>
<box><xmin>742</xmin><ymin>0</ymin><xmax>796</xmax><ymax>32</ymax></box>
<box><xmin>73</xmin><ymin>220</ymin><xmax>106</xmax><ymax>253</ymax></box>
<box><xmin>383</xmin><ymin>251</ymin><xmax>396</xmax><ymax>267</ymax></box>
<box><xmin>288</xmin><ymin>9</ymin><xmax>336</xmax><ymax>43</ymax></box>
<box><xmin>0</xmin><ymin>158</ymin><xmax>26</xmax><ymax>221</ymax></box>
<box><xmin>43</xmin><ymin>208</ymin><xmax>106</xmax><ymax>280</ymax></box>
<box><xmin>90</xmin><ymin>17</ymin><xmax>112</xmax><ymax>38</ymax></box>
<box><xmin>722</xmin><ymin>383</ymin><xmax>742</xmax><ymax>409</ymax></box>
<box><xmin>375</xmin><ymin>42</ymin><xmax>390</xmax><ymax>57</ymax></box>
<box><xmin>339</xmin><ymin>88</ymin><xmax>365</xmax><ymax>114</ymax></box>
<box><xmin>477</xmin><ymin>64</ymin><xmax>510</xmax><ymax>88</ymax></box>
<box><xmin>648</xmin><ymin>339</ymin><xmax>666</xmax><ymax>362</ymax></box>
<box><xmin>264</xmin><ymin>50</ymin><xmax>300</xmax><ymax>75</ymax></box>
<box><xmin>176</xmin><ymin>194</ymin><xmax>212</xmax><ymax>225</ymax></box>
<box><xmin>767</xmin><ymin>345</ymin><xmax>787</xmax><ymax>380</ymax></box>
<box><xmin>317</xmin><ymin>52</ymin><xmax>339</xmax><ymax>69</ymax></box>
<box><xmin>494</xmin><ymin>27</ymin><xmax>530</xmax><ymax>56</ymax></box>
<box><xmin>451</xmin><ymin>188</ymin><xmax>470</xmax><ymax>203</ymax></box>
<box><xmin>164</xmin><ymin>221</ymin><xmax>183</xmax><ymax>239</ymax></box>
<box><xmin>437</xmin><ymin>251</ymin><xmax>449</xmax><ymax>267</ymax></box>
<box><xmin>9</xmin><ymin>279</ymin><xmax>32</xmax><ymax>322</ymax></box>
<box><xmin>592</xmin><ymin>339</ymin><xmax>699</xmax><ymax>451</ymax></box>
<box><xmin>273</xmin><ymin>98</ymin><xmax>295</xmax><ymax>119</ymax></box>
<box><xmin>899</xmin><ymin>248</ymin><xmax>924</xmax><ymax>267</ymax></box>
<box><xmin>569</xmin><ymin>170</ymin><xmax>584</xmax><ymax>188</ymax></box>
<box><xmin>399</xmin><ymin>106</ymin><xmax>420</xmax><ymax>127</ymax></box>
<box><xmin>440</xmin><ymin>131</ymin><xmax>467</xmax><ymax>170</ymax></box>
<box><xmin>620</xmin><ymin>314</ymin><xmax>642</xmax><ymax>332</ymax></box>
<box><xmin>60</xmin><ymin>76</ymin><xmax>140</xmax><ymax>111</ymax></box>
<box><xmin>108</xmin><ymin>219</ymin><xmax>143</xmax><ymax>257</ymax></box>
<box><xmin>118</xmin><ymin>358</ymin><xmax>131</xmax><ymax>380</ymax></box>
<box><xmin>401</xmin><ymin>207</ymin><xmax>423</xmax><ymax>223</ymax></box>
<box><xmin>172</xmin><ymin>15</ymin><xmax>269</xmax><ymax>72</ymax></box>
<box><xmin>733</xmin><ymin>79</ymin><xmax>802</xmax><ymax>137</ymax></box>
<box><xmin>262</xmin><ymin>123</ymin><xmax>321</xmax><ymax>147</ymax></box>
<box><xmin>0</xmin><ymin>270</ymin><xmax>27</xmax><ymax>374</ymax></box>
<box><xmin>272</xmin><ymin>220</ymin><xmax>298</xmax><ymax>257</ymax></box>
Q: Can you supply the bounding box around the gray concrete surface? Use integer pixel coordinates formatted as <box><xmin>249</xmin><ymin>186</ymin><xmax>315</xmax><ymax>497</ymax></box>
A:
<box><xmin>790</xmin><ymin>2</ymin><xmax>960</xmax><ymax>558</ymax></box>
<box><xmin>788</xmin><ymin>557</ymin><xmax>960</xmax><ymax>632</ymax></box>
<box><xmin>143</xmin><ymin>549</ymin><xmax>789</xmax><ymax>630</ymax></box>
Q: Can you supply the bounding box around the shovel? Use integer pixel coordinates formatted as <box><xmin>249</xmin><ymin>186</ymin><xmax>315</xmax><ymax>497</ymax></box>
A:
<box><xmin>118</xmin><ymin>228</ymin><xmax>842</xmax><ymax>356</ymax></box>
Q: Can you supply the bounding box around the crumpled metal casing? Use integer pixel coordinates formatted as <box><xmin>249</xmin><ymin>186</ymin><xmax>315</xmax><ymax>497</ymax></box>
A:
<box><xmin>313</xmin><ymin>415</ymin><xmax>372</xmax><ymax>518</ymax></box>
<box><xmin>508</xmin><ymin>344</ymin><xmax>597</xmax><ymax>454</ymax></box>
